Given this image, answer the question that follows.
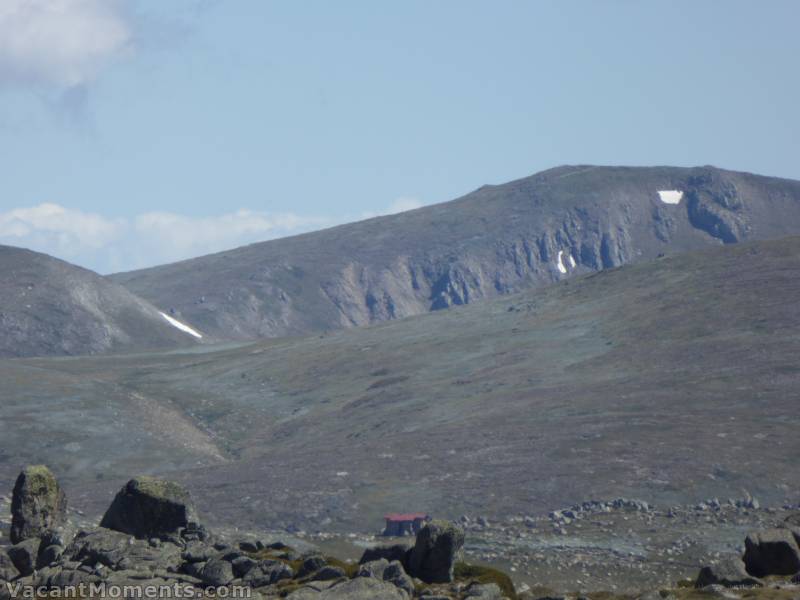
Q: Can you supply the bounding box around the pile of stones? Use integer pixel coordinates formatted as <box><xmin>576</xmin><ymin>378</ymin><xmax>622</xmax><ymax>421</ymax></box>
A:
<box><xmin>0</xmin><ymin>466</ymin><xmax>508</xmax><ymax>600</ymax></box>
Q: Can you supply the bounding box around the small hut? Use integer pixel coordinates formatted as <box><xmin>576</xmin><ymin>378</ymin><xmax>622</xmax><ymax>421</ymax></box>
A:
<box><xmin>383</xmin><ymin>512</ymin><xmax>430</xmax><ymax>536</ymax></box>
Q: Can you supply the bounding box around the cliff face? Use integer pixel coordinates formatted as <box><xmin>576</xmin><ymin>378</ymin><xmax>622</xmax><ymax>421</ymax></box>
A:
<box><xmin>111</xmin><ymin>165</ymin><xmax>800</xmax><ymax>340</ymax></box>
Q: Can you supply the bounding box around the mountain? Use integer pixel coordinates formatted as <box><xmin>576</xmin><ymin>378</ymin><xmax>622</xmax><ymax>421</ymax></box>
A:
<box><xmin>5</xmin><ymin>236</ymin><xmax>799</xmax><ymax>529</ymax></box>
<box><xmin>0</xmin><ymin>245</ymin><xmax>204</xmax><ymax>358</ymax></box>
<box><xmin>111</xmin><ymin>165</ymin><xmax>800</xmax><ymax>341</ymax></box>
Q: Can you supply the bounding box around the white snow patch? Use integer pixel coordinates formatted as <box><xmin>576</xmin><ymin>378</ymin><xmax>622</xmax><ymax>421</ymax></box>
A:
<box><xmin>336</xmin><ymin>471</ymin><xmax>349</xmax><ymax>477</ymax></box>
<box><xmin>658</xmin><ymin>190</ymin><xmax>683</xmax><ymax>205</ymax></box>
<box><xmin>159</xmin><ymin>312</ymin><xmax>203</xmax><ymax>339</ymax></box>
<box><xmin>556</xmin><ymin>250</ymin><xmax>568</xmax><ymax>274</ymax></box>
<box><xmin>568</xmin><ymin>253</ymin><xmax>577</xmax><ymax>268</ymax></box>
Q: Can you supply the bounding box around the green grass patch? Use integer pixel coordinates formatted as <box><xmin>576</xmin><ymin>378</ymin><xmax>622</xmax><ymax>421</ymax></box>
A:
<box><xmin>453</xmin><ymin>562</ymin><xmax>517</xmax><ymax>600</ymax></box>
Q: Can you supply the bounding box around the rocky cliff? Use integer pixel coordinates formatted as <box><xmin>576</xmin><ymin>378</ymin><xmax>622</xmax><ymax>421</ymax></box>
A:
<box><xmin>111</xmin><ymin>165</ymin><xmax>800</xmax><ymax>340</ymax></box>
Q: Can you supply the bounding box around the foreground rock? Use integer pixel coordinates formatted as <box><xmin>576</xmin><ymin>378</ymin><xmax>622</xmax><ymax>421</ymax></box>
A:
<box><xmin>743</xmin><ymin>528</ymin><xmax>800</xmax><ymax>577</ymax></box>
<box><xmin>100</xmin><ymin>476</ymin><xmax>202</xmax><ymax>540</ymax></box>
<box><xmin>287</xmin><ymin>577</ymin><xmax>408</xmax><ymax>599</ymax></box>
<box><xmin>10</xmin><ymin>465</ymin><xmax>67</xmax><ymax>544</ymax></box>
<box><xmin>408</xmin><ymin>520</ymin><xmax>465</xmax><ymax>583</ymax></box>
<box><xmin>695</xmin><ymin>557</ymin><xmax>763</xmax><ymax>588</ymax></box>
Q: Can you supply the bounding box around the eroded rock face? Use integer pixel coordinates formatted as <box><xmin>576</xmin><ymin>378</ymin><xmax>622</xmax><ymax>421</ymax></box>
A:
<box><xmin>743</xmin><ymin>528</ymin><xmax>800</xmax><ymax>577</ymax></box>
<box><xmin>10</xmin><ymin>465</ymin><xmax>67</xmax><ymax>544</ymax></box>
<box><xmin>100</xmin><ymin>476</ymin><xmax>200</xmax><ymax>539</ymax></box>
<box><xmin>407</xmin><ymin>520</ymin><xmax>465</xmax><ymax>584</ymax></box>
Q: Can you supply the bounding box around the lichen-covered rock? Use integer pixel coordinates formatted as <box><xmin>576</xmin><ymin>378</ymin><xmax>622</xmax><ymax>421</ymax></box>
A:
<box><xmin>408</xmin><ymin>520</ymin><xmax>465</xmax><ymax>584</ymax></box>
<box><xmin>100</xmin><ymin>476</ymin><xmax>200</xmax><ymax>539</ymax></box>
<box><xmin>695</xmin><ymin>557</ymin><xmax>763</xmax><ymax>588</ymax></box>
<box><xmin>10</xmin><ymin>465</ymin><xmax>67</xmax><ymax>544</ymax></box>
<box><xmin>743</xmin><ymin>528</ymin><xmax>800</xmax><ymax>577</ymax></box>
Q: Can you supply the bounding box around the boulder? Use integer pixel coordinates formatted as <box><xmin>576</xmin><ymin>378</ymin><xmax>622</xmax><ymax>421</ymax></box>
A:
<box><xmin>10</xmin><ymin>465</ymin><xmax>67</xmax><ymax>544</ymax></box>
<box><xmin>297</xmin><ymin>555</ymin><xmax>327</xmax><ymax>579</ymax></box>
<box><xmin>287</xmin><ymin>577</ymin><xmax>408</xmax><ymax>599</ymax></box>
<box><xmin>743</xmin><ymin>528</ymin><xmax>800</xmax><ymax>577</ymax></box>
<box><xmin>407</xmin><ymin>520</ymin><xmax>465</xmax><ymax>583</ymax></box>
<box><xmin>100</xmin><ymin>476</ymin><xmax>200</xmax><ymax>539</ymax></box>
<box><xmin>36</xmin><ymin>544</ymin><xmax>64</xmax><ymax>569</ymax></box>
<box><xmin>7</xmin><ymin>539</ymin><xmax>40</xmax><ymax>577</ymax></box>
<box><xmin>695</xmin><ymin>557</ymin><xmax>763</xmax><ymax>588</ymax></box>
<box><xmin>382</xmin><ymin>561</ymin><xmax>414</xmax><ymax>596</ymax></box>
<box><xmin>242</xmin><ymin>559</ymin><xmax>294</xmax><ymax>587</ymax></box>
<box><xmin>0</xmin><ymin>552</ymin><xmax>21</xmax><ymax>581</ymax></box>
<box><xmin>199</xmin><ymin>556</ymin><xmax>235</xmax><ymax>587</ymax></box>
<box><xmin>65</xmin><ymin>528</ymin><xmax>134</xmax><ymax>569</ymax></box>
<box><xmin>357</xmin><ymin>558</ymin><xmax>390</xmax><ymax>579</ymax></box>
<box><xmin>359</xmin><ymin>543</ymin><xmax>411</xmax><ymax>567</ymax></box>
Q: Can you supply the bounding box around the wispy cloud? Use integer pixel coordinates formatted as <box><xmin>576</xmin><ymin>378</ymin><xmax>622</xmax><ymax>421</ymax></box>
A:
<box><xmin>0</xmin><ymin>0</ymin><xmax>132</xmax><ymax>89</ymax></box>
<box><xmin>0</xmin><ymin>204</ymin><xmax>331</xmax><ymax>273</ymax></box>
<box><xmin>0</xmin><ymin>198</ymin><xmax>426</xmax><ymax>274</ymax></box>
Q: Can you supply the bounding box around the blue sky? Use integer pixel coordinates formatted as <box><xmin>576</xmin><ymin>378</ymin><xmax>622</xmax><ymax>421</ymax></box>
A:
<box><xmin>0</xmin><ymin>0</ymin><xmax>798</xmax><ymax>273</ymax></box>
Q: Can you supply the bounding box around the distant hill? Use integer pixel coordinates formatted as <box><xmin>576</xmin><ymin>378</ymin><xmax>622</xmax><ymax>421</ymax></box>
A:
<box><xmin>111</xmin><ymin>165</ymin><xmax>800</xmax><ymax>340</ymax></box>
<box><xmin>5</xmin><ymin>236</ymin><xmax>799</xmax><ymax>528</ymax></box>
<box><xmin>0</xmin><ymin>245</ymin><xmax>203</xmax><ymax>358</ymax></box>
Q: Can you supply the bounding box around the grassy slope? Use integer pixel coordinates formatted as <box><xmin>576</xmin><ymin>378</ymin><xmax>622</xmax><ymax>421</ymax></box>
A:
<box><xmin>1</xmin><ymin>236</ymin><xmax>798</xmax><ymax>530</ymax></box>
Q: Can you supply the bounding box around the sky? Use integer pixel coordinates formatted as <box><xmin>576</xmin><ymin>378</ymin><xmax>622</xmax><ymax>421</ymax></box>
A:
<box><xmin>0</xmin><ymin>0</ymin><xmax>798</xmax><ymax>274</ymax></box>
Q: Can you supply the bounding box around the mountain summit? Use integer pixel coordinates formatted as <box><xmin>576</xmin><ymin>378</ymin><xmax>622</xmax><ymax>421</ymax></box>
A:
<box><xmin>112</xmin><ymin>165</ymin><xmax>800</xmax><ymax>340</ymax></box>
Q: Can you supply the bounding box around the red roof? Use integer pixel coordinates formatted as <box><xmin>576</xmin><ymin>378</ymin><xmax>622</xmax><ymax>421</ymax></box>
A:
<box><xmin>384</xmin><ymin>513</ymin><xmax>429</xmax><ymax>522</ymax></box>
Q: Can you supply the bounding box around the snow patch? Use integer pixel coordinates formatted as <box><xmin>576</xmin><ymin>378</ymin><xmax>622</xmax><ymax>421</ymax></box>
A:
<box><xmin>159</xmin><ymin>312</ymin><xmax>203</xmax><ymax>339</ymax></box>
<box><xmin>658</xmin><ymin>190</ymin><xmax>683</xmax><ymax>205</ymax></box>
<box><xmin>568</xmin><ymin>254</ymin><xmax>577</xmax><ymax>268</ymax></box>
<box><xmin>556</xmin><ymin>250</ymin><xmax>568</xmax><ymax>274</ymax></box>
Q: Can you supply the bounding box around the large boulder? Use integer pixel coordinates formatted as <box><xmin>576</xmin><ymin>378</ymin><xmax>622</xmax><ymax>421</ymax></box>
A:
<box><xmin>407</xmin><ymin>520</ymin><xmax>465</xmax><ymax>584</ymax></box>
<box><xmin>743</xmin><ymin>529</ymin><xmax>800</xmax><ymax>577</ymax></box>
<box><xmin>100</xmin><ymin>476</ymin><xmax>199</xmax><ymax>539</ymax></box>
<box><xmin>10</xmin><ymin>465</ymin><xmax>67</xmax><ymax>544</ymax></box>
<box><xmin>695</xmin><ymin>557</ymin><xmax>763</xmax><ymax>588</ymax></box>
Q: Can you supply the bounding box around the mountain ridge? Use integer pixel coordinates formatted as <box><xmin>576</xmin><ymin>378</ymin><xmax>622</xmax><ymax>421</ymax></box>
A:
<box><xmin>0</xmin><ymin>244</ymin><xmax>203</xmax><ymax>358</ymax></box>
<box><xmin>110</xmin><ymin>164</ymin><xmax>800</xmax><ymax>341</ymax></box>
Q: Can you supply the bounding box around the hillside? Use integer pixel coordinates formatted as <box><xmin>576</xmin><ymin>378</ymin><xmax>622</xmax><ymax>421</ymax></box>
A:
<box><xmin>111</xmin><ymin>165</ymin><xmax>800</xmax><ymax>340</ymax></box>
<box><xmin>0</xmin><ymin>245</ymin><xmax>204</xmax><ymax>358</ymax></box>
<box><xmin>3</xmin><ymin>235</ymin><xmax>798</xmax><ymax>531</ymax></box>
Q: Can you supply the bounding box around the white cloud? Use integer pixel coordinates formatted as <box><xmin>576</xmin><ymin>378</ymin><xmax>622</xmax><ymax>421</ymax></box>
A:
<box><xmin>386</xmin><ymin>197</ymin><xmax>423</xmax><ymax>214</ymax></box>
<box><xmin>0</xmin><ymin>197</ymin><xmax>430</xmax><ymax>274</ymax></box>
<box><xmin>0</xmin><ymin>0</ymin><xmax>132</xmax><ymax>89</ymax></box>
<box><xmin>361</xmin><ymin>197</ymin><xmax>425</xmax><ymax>220</ymax></box>
<box><xmin>0</xmin><ymin>204</ymin><xmax>334</xmax><ymax>274</ymax></box>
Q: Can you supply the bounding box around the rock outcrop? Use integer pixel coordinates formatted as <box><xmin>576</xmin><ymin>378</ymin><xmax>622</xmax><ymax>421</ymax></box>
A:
<box><xmin>695</xmin><ymin>557</ymin><xmax>763</xmax><ymax>588</ymax></box>
<box><xmin>407</xmin><ymin>520</ymin><xmax>465</xmax><ymax>584</ymax></box>
<box><xmin>10</xmin><ymin>465</ymin><xmax>67</xmax><ymax>544</ymax></box>
<box><xmin>743</xmin><ymin>529</ymin><xmax>800</xmax><ymax>577</ymax></box>
<box><xmin>100</xmin><ymin>476</ymin><xmax>201</xmax><ymax>540</ymax></box>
